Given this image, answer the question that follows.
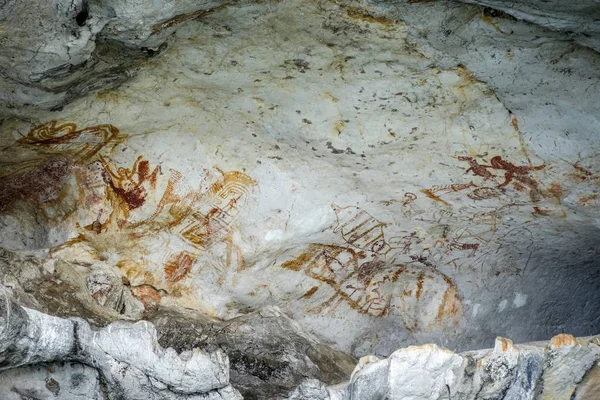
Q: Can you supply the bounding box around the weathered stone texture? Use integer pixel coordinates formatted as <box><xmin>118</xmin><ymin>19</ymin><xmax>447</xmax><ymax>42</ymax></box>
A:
<box><xmin>0</xmin><ymin>0</ymin><xmax>599</xmax><ymax>398</ymax></box>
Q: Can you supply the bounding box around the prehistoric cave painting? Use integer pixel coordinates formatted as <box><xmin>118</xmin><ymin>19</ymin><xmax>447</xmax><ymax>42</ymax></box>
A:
<box><xmin>17</xmin><ymin>121</ymin><xmax>122</xmax><ymax>162</ymax></box>
<box><xmin>0</xmin><ymin>121</ymin><xmax>122</xmax><ymax>217</ymax></box>
<box><xmin>7</xmin><ymin>121</ymin><xmax>259</xmax><ymax>291</ymax></box>
<box><xmin>489</xmin><ymin>156</ymin><xmax>546</xmax><ymax>202</ymax></box>
<box><xmin>71</xmin><ymin>154</ymin><xmax>164</xmax><ymax>237</ymax></box>
<box><xmin>99</xmin><ymin>155</ymin><xmax>161</xmax><ymax>217</ymax></box>
<box><xmin>563</xmin><ymin>159</ymin><xmax>600</xmax><ymax>208</ymax></box>
<box><xmin>472</xmin><ymin>210</ymin><xmax>499</xmax><ymax>232</ymax></box>
<box><xmin>164</xmin><ymin>251</ymin><xmax>196</xmax><ymax>283</ymax></box>
<box><xmin>151</xmin><ymin>168</ymin><xmax>198</xmax><ymax>225</ymax></box>
<box><xmin>464</xmin><ymin>224</ymin><xmax>536</xmax><ymax>279</ymax></box>
<box><xmin>400</xmin><ymin>192</ymin><xmax>423</xmax><ymax>217</ymax></box>
<box><xmin>178</xmin><ymin>170</ymin><xmax>257</xmax><ymax>251</ymax></box>
<box><xmin>331</xmin><ymin>204</ymin><xmax>391</xmax><ymax>255</ymax></box>
<box><xmin>461</xmin><ymin>155</ymin><xmax>546</xmax><ymax>202</ymax></box>
<box><xmin>282</xmin><ymin>152</ymin><xmax>593</xmax><ymax>324</ymax></box>
<box><xmin>84</xmin><ymin>166</ymin><xmax>257</xmax><ymax>286</ymax></box>
<box><xmin>155</xmin><ymin>170</ymin><xmax>258</xmax><ymax>285</ymax></box>
<box><xmin>388</xmin><ymin>231</ymin><xmax>423</xmax><ymax>255</ymax></box>
<box><xmin>423</xmin><ymin>225</ymin><xmax>481</xmax><ymax>260</ymax></box>
<box><xmin>569</xmin><ymin>161</ymin><xmax>600</xmax><ymax>186</ymax></box>
<box><xmin>282</xmin><ymin>243</ymin><xmax>461</xmax><ymax>329</ymax></box>
<box><xmin>396</xmin><ymin>264</ymin><xmax>462</xmax><ymax>332</ymax></box>
<box><xmin>0</xmin><ymin>157</ymin><xmax>75</xmax><ymax>215</ymax></box>
<box><xmin>467</xmin><ymin>186</ymin><xmax>503</xmax><ymax>201</ymax></box>
<box><xmin>281</xmin><ymin>204</ymin><xmax>463</xmax><ymax>329</ymax></box>
<box><xmin>421</xmin><ymin>182</ymin><xmax>477</xmax><ymax>207</ymax></box>
<box><xmin>404</xmin><ymin>205</ymin><xmax>489</xmax><ymax>256</ymax></box>
<box><xmin>282</xmin><ymin>244</ymin><xmax>386</xmax><ymax>315</ymax></box>
<box><xmin>420</xmin><ymin>155</ymin><xmax>548</xmax><ymax>208</ymax></box>
<box><xmin>458</xmin><ymin>156</ymin><xmax>496</xmax><ymax>181</ymax></box>
<box><xmin>381</xmin><ymin>193</ymin><xmax>425</xmax><ymax>217</ymax></box>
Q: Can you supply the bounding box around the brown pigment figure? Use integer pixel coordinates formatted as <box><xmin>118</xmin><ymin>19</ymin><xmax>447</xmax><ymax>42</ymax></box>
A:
<box><xmin>459</xmin><ymin>155</ymin><xmax>545</xmax><ymax>202</ymax></box>
<box><xmin>100</xmin><ymin>155</ymin><xmax>161</xmax><ymax>217</ymax></box>
<box><xmin>458</xmin><ymin>156</ymin><xmax>496</xmax><ymax>180</ymax></box>
<box><xmin>489</xmin><ymin>156</ymin><xmax>545</xmax><ymax>202</ymax></box>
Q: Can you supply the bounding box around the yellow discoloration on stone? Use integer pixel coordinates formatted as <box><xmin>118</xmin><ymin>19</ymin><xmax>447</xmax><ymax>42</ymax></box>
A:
<box><xmin>549</xmin><ymin>334</ymin><xmax>578</xmax><ymax>349</ymax></box>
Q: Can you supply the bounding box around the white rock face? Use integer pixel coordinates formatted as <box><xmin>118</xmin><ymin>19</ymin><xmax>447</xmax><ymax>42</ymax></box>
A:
<box><xmin>0</xmin><ymin>289</ymin><xmax>241</xmax><ymax>399</ymax></box>
<box><xmin>0</xmin><ymin>0</ymin><xmax>600</xmax><ymax>397</ymax></box>
<box><xmin>290</xmin><ymin>335</ymin><xmax>600</xmax><ymax>400</ymax></box>
<box><xmin>0</xmin><ymin>0</ymin><xmax>230</xmax><ymax>114</ymax></box>
<box><xmin>0</xmin><ymin>362</ymin><xmax>105</xmax><ymax>400</ymax></box>
<box><xmin>455</xmin><ymin>0</ymin><xmax>600</xmax><ymax>50</ymax></box>
<box><xmin>2</xmin><ymin>292</ymin><xmax>598</xmax><ymax>399</ymax></box>
<box><xmin>0</xmin><ymin>0</ymin><xmax>599</xmax><ymax>358</ymax></box>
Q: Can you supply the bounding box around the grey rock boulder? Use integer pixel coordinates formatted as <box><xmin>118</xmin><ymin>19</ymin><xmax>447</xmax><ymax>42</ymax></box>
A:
<box><xmin>0</xmin><ymin>288</ymin><xmax>241</xmax><ymax>399</ymax></box>
<box><xmin>290</xmin><ymin>335</ymin><xmax>600</xmax><ymax>400</ymax></box>
<box><xmin>151</xmin><ymin>306</ymin><xmax>357</xmax><ymax>400</ymax></box>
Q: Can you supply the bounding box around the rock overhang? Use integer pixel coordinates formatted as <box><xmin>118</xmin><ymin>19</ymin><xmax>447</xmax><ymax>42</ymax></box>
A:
<box><xmin>0</xmin><ymin>0</ymin><xmax>599</xmax><ymax>398</ymax></box>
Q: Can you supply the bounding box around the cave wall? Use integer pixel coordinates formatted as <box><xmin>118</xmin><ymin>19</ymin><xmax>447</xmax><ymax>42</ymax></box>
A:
<box><xmin>0</xmin><ymin>0</ymin><xmax>599</xmax><ymax>398</ymax></box>
<box><xmin>0</xmin><ymin>297</ymin><xmax>598</xmax><ymax>399</ymax></box>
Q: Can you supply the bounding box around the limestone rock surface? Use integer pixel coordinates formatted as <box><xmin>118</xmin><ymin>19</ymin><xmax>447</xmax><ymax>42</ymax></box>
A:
<box><xmin>151</xmin><ymin>306</ymin><xmax>357</xmax><ymax>399</ymax></box>
<box><xmin>0</xmin><ymin>362</ymin><xmax>105</xmax><ymax>400</ymax></box>
<box><xmin>0</xmin><ymin>0</ymin><xmax>599</xmax><ymax>398</ymax></box>
<box><xmin>454</xmin><ymin>0</ymin><xmax>600</xmax><ymax>50</ymax></box>
<box><xmin>0</xmin><ymin>288</ymin><xmax>241</xmax><ymax>399</ymax></box>
<box><xmin>0</xmin><ymin>0</ymin><xmax>229</xmax><ymax>115</ymax></box>
<box><xmin>2</xmin><ymin>286</ymin><xmax>599</xmax><ymax>399</ymax></box>
<box><xmin>289</xmin><ymin>335</ymin><xmax>600</xmax><ymax>400</ymax></box>
<box><xmin>0</xmin><ymin>0</ymin><xmax>599</xmax><ymax>357</ymax></box>
<box><xmin>0</xmin><ymin>249</ymin><xmax>357</xmax><ymax>398</ymax></box>
<box><xmin>2</xmin><ymin>0</ymin><xmax>599</xmax><ymax>115</ymax></box>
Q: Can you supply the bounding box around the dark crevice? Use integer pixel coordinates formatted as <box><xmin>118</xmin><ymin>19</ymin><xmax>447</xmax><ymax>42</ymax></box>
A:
<box><xmin>75</xmin><ymin>1</ymin><xmax>89</xmax><ymax>27</ymax></box>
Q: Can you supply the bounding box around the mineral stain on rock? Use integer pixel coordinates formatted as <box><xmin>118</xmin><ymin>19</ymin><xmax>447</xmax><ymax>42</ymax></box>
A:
<box><xmin>45</xmin><ymin>377</ymin><xmax>60</xmax><ymax>396</ymax></box>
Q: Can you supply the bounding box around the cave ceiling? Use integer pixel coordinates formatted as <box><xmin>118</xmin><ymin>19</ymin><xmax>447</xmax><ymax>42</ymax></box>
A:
<box><xmin>0</xmin><ymin>0</ymin><xmax>599</xmax><ymax>398</ymax></box>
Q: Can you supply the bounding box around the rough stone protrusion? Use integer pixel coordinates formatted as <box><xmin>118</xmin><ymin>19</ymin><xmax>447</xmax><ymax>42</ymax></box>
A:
<box><xmin>151</xmin><ymin>305</ymin><xmax>356</xmax><ymax>399</ymax></box>
<box><xmin>290</xmin><ymin>334</ymin><xmax>600</xmax><ymax>400</ymax></box>
<box><xmin>0</xmin><ymin>0</ymin><xmax>230</xmax><ymax>116</ymax></box>
<box><xmin>0</xmin><ymin>288</ymin><xmax>241</xmax><ymax>399</ymax></box>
